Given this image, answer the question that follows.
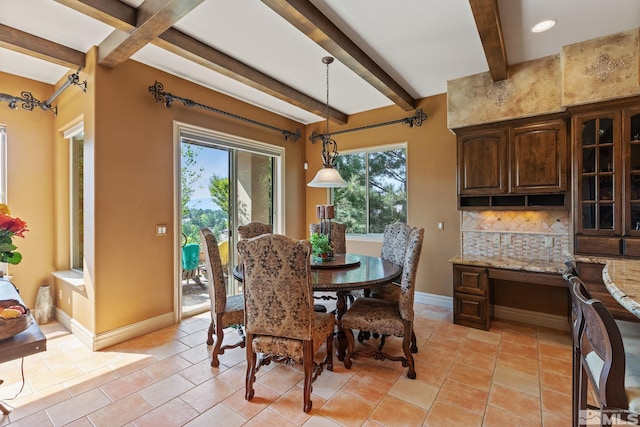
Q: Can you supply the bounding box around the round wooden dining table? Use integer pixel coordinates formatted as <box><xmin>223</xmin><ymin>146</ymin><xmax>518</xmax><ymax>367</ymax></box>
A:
<box><xmin>233</xmin><ymin>253</ymin><xmax>402</xmax><ymax>359</ymax></box>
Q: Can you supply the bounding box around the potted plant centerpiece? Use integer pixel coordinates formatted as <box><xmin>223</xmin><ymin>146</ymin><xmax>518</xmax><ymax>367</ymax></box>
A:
<box><xmin>309</xmin><ymin>232</ymin><xmax>333</xmax><ymax>261</ymax></box>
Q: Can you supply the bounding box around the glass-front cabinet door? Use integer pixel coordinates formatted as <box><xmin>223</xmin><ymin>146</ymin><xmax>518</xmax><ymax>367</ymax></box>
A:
<box><xmin>624</xmin><ymin>107</ymin><xmax>640</xmax><ymax>236</ymax></box>
<box><xmin>575</xmin><ymin>111</ymin><xmax>621</xmax><ymax>235</ymax></box>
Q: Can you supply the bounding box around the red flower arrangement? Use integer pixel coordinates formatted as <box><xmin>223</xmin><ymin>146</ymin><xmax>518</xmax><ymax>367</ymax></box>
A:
<box><xmin>0</xmin><ymin>204</ymin><xmax>28</xmax><ymax>265</ymax></box>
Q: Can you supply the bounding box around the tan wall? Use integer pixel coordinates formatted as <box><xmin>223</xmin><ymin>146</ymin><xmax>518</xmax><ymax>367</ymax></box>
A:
<box><xmin>0</xmin><ymin>72</ymin><xmax>56</xmax><ymax>308</ymax></box>
<box><xmin>4</xmin><ymin>57</ymin><xmax>460</xmax><ymax>342</ymax></box>
<box><xmin>305</xmin><ymin>94</ymin><xmax>460</xmax><ymax>298</ymax></box>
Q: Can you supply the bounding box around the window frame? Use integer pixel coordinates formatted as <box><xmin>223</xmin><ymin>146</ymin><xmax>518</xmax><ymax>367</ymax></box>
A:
<box><xmin>332</xmin><ymin>142</ymin><xmax>408</xmax><ymax>236</ymax></box>
<box><xmin>64</xmin><ymin>123</ymin><xmax>84</xmax><ymax>272</ymax></box>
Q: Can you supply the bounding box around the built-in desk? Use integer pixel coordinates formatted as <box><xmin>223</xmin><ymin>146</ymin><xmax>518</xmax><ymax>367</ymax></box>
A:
<box><xmin>0</xmin><ymin>280</ymin><xmax>46</xmax><ymax>414</ymax></box>
<box><xmin>450</xmin><ymin>255</ymin><xmax>567</xmax><ymax>330</ymax></box>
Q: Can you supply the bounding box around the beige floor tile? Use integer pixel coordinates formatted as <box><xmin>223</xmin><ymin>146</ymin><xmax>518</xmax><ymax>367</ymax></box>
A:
<box><xmin>388</xmin><ymin>376</ymin><xmax>438</xmax><ymax>410</ymax></box>
<box><xmin>87</xmin><ymin>393</ymin><xmax>153</xmax><ymax>427</ymax></box>
<box><xmin>492</xmin><ymin>365</ymin><xmax>540</xmax><ymax>396</ymax></box>
<box><xmin>369</xmin><ymin>395</ymin><xmax>427</xmax><ymax>427</ymax></box>
<box><xmin>424</xmin><ymin>401</ymin><xmax>483</xmax><ymax>427</ymax></box>
<box><xmin>183</xmin><ymin>402</ymin><xmax>247</xmax><ymax>427</ymax></box>
<box><xmin>131</xmin><ymin>397</ymin><xmax>199</xmax><ymax>427</ymax></box>
<box><xmin>3</xmin><ymin>304</ymin><xmax>577</xmax><ymax>427</ymax></box>
<box><xmin>436</xmin><ymin>379</ymin><xmax>489</xmax><ymax>415</ymax></box>
<box><xmin>179</xmin><ymin>376</ymin><xmax>236</xmax><ymax>413</ymax></box>
<box><xmin>99</xmin><ymin>370</ymin><xmax>156</xmax><ymax>401</ymax></box>
<box><xmin>487</xmin><ymin>384</ymin><xmax>541</xmax><ymax>419</ymax></box>
<box><xmin>319</xmin><ymin>390</ymin><xmax>376</xmax><ymax>427</ymax></box>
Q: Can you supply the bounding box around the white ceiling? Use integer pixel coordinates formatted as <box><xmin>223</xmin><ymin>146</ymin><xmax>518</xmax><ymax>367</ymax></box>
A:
<box><xmin>1</xmin><ymin>0</ymin><xmax>639</xmax><ymax>124</ymax></box>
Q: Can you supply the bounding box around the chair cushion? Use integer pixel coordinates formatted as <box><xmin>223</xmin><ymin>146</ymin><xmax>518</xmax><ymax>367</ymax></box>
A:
<box><xmin>252</xmin><ymin>312</ymin><xmax>335</xmax><ymax>363</ymax></box>
<box><xmin>340</xmin><ymin>297</ymin><xmax>404</xmax><ymax>337</ymax></box>
<box><xmin>219</xmin><ymin>294</ymin><xmax>244</xmax><ymax>328</ymax></box>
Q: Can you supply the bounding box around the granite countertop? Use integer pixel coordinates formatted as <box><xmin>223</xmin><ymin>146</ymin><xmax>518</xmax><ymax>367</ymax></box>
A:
<box><xmin>449</xmin><ymin>254</ymin><xmax>566</xmax><ymax>274</ymax></box>
<box><xmin>602</xmin><ymin>259</ymin><xmax>640</xmax><ymax>319</ymax></box>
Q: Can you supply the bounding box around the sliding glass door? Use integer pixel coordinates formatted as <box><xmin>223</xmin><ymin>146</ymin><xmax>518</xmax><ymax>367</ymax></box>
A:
<box><xmin>177</xmin><ymin>124</ymin><xmax>283</xmax><ymax>316</ymax></box>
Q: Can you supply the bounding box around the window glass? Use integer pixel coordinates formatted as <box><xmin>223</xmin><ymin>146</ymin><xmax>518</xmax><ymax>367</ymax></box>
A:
<box><xmin>334</xmin><ymin>144</ymin><xmax>407</xmax><ymax>234</ymax></box>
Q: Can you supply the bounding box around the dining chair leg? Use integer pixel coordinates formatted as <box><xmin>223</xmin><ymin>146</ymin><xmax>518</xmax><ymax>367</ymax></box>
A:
<box><xmin>343</xmin><ymin>327</ymin><xmax>355</xmax><ymax>369</ymax></box>
<box><xmin>410</xmin><ymin>329</ymin><xmax>418</xmax><ymax>353</ymax></box>
<box><xmin>578</xmin><ymin>358</ymin><xmax>588</xmax><ymax>427</ymax></box>
<box><xmin>403</xmin><ymin>322</ymin><xmax>416</xmax><ymax>379</ymax></box>
<box><xmin>211</xmin><ymin>314</ymin><xmax>225</xmax><ymax>367</ymax></box>
<box><xmin>302</xmin><ymin>341</ymin><xmax>314</xmax><ymax>413</ymax></box>
<box><xmin>206</xmin><ymin>320</ymin><xmax>214</xmax><ymax>345</ymax></box>
<box><xmin>245</xmin><ymin>335</ymin><xmax>257</xmax><ymax>401</ymax></box>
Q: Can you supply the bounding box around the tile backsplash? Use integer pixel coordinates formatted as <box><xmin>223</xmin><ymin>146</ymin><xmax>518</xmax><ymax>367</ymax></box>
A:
<box><xmin>461</xmin><ymin>210</ymin><xmax>570</xmax><ymax>262</ymax></box>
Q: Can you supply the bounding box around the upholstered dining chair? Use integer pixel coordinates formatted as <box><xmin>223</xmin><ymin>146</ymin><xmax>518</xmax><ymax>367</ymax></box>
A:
<box><xmin>341</xmin><ymin>227</ymin><xmax>424</xmax><ymax>379</ymax></box>
<box><xmin>237</xmin><ymin>234</ymin><xmax>334</xmax><ymax>413</ymax></box>
<box><xmin>200</xmin><ymin>228</ymin><xmax>245</xmax><ymax>367</ymax></box>
<box><xmin>569</xmin><ymin>277</ymin><xmax>640</xmax><ymax>426</ymax></box>
<box><xmin>237</xmin><ymin>221</ymin><xmax>272</xmax><ymax>239</ymax></box>
<box><xmin>309</xmin><ymin>221</ymin><xmax>347</xmax><ymax>254</ymax></box>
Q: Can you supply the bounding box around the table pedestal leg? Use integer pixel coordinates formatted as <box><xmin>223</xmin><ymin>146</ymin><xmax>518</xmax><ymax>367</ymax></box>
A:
<box><xmin>335</xmin><ymin>291</ymin><xmax>348</xmax><ymax>361</ymax></box>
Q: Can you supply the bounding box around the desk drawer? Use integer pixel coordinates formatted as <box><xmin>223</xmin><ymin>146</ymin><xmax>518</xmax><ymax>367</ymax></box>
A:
<box><xmin>453</xmin><ymin>265</ymin><xmax>488</xmax><ymax>296</ymax></box>
<box><xmin>454</xmin><ymin>292</ymin><xmax>491</xmax><ymax>330</ymax></box>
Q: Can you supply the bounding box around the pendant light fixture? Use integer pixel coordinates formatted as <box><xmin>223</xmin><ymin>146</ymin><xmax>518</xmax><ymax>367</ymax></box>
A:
<box><xmin>307</xmin><ymin>56</ymin><xmax>348</xmax><ymax>188</ymax></box>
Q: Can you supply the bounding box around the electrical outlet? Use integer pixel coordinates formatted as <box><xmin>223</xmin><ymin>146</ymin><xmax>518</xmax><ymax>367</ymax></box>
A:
<box><xmin>156</xmin><ymin>224</ymin><xmax>167</xmax><ymax>236</ymax></box>
<box><xmin>502</xmin><ymin>235</ymin><xmax>513</xmax><ymax>246</ymax></box>
<box><xmin>545</xmin><ymin>236</ymin><xmax>554</xmax><ymax>248</ymax></box>
<box><xmin>437</xmin><ymin>221</ymin><xmax>444</xmax><ymax>230</ymax></box>
<box><xmin>493</xmin><ymin>234</ymin><xmax>500</xmax><ymax>245</ymax></box>
<box><xmin>58</xmin><ymin>290</ymin><xmax>62</xmax><ymax>300</ymax></box>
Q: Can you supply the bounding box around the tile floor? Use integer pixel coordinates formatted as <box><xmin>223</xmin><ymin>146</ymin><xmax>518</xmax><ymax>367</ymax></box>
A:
<box><xmin>0</xmin><ymin>303</ymin><xmax>573</xmax><ymax>426</ymax></box>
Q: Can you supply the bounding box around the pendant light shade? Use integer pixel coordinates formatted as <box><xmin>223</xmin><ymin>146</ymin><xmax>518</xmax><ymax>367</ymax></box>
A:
<box><xmin>308</xmin><ymin>165</ymin><xmax>347</xmax><ymax>187</ymax></box>
<box><xmin>307</xmin><ymin>56</ymin><xmax>347</xmax><ymax>188</ymax></box>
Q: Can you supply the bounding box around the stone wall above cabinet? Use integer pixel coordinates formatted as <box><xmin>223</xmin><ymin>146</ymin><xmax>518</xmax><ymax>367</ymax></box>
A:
<box><xmin>448</xmin><ymin>28</ymin><xmax>640</xmax><ymax>129</ymax></box>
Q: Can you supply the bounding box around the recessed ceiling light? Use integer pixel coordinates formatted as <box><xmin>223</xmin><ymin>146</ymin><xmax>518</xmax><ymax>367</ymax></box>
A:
<box><xmin>532</xmin><ymin>19</ymin><xmax>556</xmax><ymax>33</ymax></box>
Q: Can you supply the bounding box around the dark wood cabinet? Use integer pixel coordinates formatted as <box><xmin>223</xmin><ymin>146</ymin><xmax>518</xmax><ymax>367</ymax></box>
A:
<box><xmin>453</xmin><ymin>264</ymin><xmax>491</xmax><ymax>330</ymax></box>
<box><xmin>456</xmin><ymin>116</ymin><xmax>568</xmax><ymax>209</ymax></box>
<box><xmin>573</xmin><ymin>104</ymin><xmax>640</xmax><ymax>257</ymax></box>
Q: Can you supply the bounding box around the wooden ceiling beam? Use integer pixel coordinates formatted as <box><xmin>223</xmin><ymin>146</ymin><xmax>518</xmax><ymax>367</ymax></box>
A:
<box><xmin>0</xmin><ymin>24</ymin><xmax>84</xmax><ymax>70</ymax></box>
<box><xmin>469</xmin><ymin>0</ymin><xmax>509</xmax><ymax>81</ymax></box>
<box><xmin>55</xmin><ymin>0</ymin><xmax>347</xmax><ymax>123</ymax></box>
<box><xmin>261</xmin><ymin>0</ymin><xmax>416</xmax><ymax>111</ymax></box>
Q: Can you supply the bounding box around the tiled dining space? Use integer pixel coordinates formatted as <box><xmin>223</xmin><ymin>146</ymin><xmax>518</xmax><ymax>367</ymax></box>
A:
<box><xmin>0</xmin><ymin>302</ymin><xmax>572</xmax><ymax>427</ymax></box>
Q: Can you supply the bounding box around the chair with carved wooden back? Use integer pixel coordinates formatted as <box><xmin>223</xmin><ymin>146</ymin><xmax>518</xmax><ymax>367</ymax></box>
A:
<box><xmin>237</xmin><ymin>234</ymin><xmax>334</xmax><ymax>413</ymax></box>
<box><xmin>309</xmin><ymin>221</ymin><xmax>347</xmax><ymax>254</ymax></box>
<box><xmin>237</xmin><ymin>221</ymin><xmax>273</xmax><ymax>240</ymax></box>
<box><xmin>570</xmin><ymin>278</ymin><xmax>640</xmax><ymax>426</ymax></box>
<box><xmin>341</xmin><ymin>227</ymin><xmax>424</xmax><ymax>379</ymax></box>
<box><xmin>200</xmin><ymin>228</ymin><xmax>245</xmax><ymax>367</ymax></box>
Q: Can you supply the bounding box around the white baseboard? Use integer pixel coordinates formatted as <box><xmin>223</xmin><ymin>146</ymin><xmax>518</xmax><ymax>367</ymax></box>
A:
<box><xmin>415</xmin><ymin>291</ymin><xmax>453</xmax><ymax>309</ymax></box>
<box><xmin>54</xmin><ymin>307</ymin><xmax>176</xmax><ymax>350</ymax></box>
<box><xmin>494</xmin><ymin>305</ymin><xmax>570</xmax><ymax>331</ymax></box>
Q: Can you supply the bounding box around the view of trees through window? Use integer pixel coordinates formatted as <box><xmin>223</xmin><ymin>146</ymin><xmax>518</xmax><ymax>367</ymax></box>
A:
<box><xmin>181</xmin><ymin>143</ymin><xmax>229</xmax><ymax>246</ymax></box>
<box><xmin>333</xmin><ymin>145</ymin><xmax>407</xmax><ymax>234</ymax></box>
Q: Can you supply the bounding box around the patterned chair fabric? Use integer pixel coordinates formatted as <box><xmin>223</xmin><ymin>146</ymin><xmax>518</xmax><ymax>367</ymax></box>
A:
<box><xmin>200</xmin><ymin>228</ymin><xmax>245</xmax><ymax>367</ymax></box>
<box><xmin>341</xmin><ymin>227</ymin><xmax>424</xmax><ymax>379</ymax></box>
<box><xmin>237</xmin><ymin>222</ymin><xmax>273</xmax><ymax>239</ymax></box>
<box><xmin>369</xmin><ymin>222</ymin><xmax>419</xmax><ymax>301</ymax></box>
<box><xmin>309</xmin><ymin>222</ymin><xmax>347</xmax><ymax>254</ymax></box>
<box><xmin>237</xmin><ymin>233</ymin><xmax>334</xmax><ymax>413</ymax></box>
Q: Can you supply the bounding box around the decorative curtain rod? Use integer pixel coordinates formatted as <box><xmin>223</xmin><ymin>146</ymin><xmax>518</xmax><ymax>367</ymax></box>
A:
<box><xmin>309</xmin><ymin>108</ymin><xmax>427</xmax><ymax>143</ymax></box>
<box><xmin>148</xmin><ymin>81</ymin><xmax>301</xmax><ymax>142</ymax></box>
<box><xmin>0</xmin><ymin>69</ymin><xmax>86</xmax><ymax>116</ymax></box>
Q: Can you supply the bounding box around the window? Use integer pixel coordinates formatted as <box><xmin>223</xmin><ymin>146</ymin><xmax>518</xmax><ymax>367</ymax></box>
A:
<box><xmin>333</xmin><ymin>144</ymin><xmax>407</xmax><ymax>234</ymax></box>
<box><xmin>65</xmin><ymin>124</ymin><xmax>84</xmax><ymax>271</ymax></box>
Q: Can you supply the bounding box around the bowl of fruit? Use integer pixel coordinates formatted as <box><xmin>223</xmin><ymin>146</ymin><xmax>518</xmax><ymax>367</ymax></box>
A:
<box><xmin>0</xmin><ymin>299</ymin><xmax>31</xmax><ymax>341</ymax></box>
